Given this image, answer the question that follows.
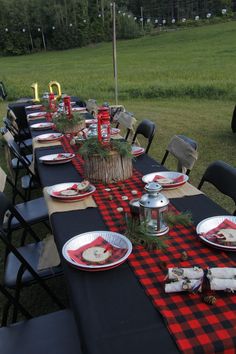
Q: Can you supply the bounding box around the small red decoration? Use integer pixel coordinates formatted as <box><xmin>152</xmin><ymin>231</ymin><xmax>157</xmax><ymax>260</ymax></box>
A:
<box><xmin>63</xmin><ymin>96</ymin><xmax>72</xmax><ymax>118</ymax></box>
<box><xmin>49</xmin><ymin>92</ymin><xmax>56</xmax><ymax>112</ymax></box>
<box><xmin>97</xmin><ymin>107</ymin><xmax>111</xmax><ymax>145</ymax></box>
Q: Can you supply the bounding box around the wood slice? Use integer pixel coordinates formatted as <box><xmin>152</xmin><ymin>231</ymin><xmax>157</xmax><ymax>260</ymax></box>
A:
<box><xmin>84</xmin><ymin>150</ymin><xmax>132</xmax><ymax>183</ymax></box>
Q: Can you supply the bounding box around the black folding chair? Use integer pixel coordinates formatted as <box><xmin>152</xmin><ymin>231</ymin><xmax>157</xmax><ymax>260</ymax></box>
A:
<box><xmin>0</xmin><ymin>165</ymin><xmax>50</xmax><ymax>237</ymax></box>
<box><xmin>0</xmin><ymin>195</ymin><xmax>63</xmax><ymax>322</ymax></box>
<box><xmin>132</xmin><ymin>119</ymin><xmax>156</xmax><ymax>154</ymax></box>
<box><xmin>0</xmin><ymin>281</ymin><xmax>82</xmax><ymax>354</ymax></box>
<box><xmin>198</xmin><ymin>160</ymin><xmax>236</xmax><ymax>215</ymax></box>
<box><xmin>161</xmin><ymin>134</ymin><xmax>198</xmax><ymax>175</ymax></box>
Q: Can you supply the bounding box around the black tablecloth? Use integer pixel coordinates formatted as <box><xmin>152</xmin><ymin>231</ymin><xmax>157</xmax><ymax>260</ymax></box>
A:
<box><xmin>33</xmin><ymin>131</ymin><xmax>231</xmax><ymax>354</ymax></box>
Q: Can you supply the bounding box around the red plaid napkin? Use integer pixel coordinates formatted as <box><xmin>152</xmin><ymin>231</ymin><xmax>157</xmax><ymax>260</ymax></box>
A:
<box><xmin>67</xmin><ymin>236</ymin><xmax>127</xmax><ymax>265</ymax></box>
<box><xmin>153</xmin><ymin>174</ymin><xmax>185</xmax><ymax>183</ymax></box>
<box><xmin>204</xmin><ymin>219</ymin><xmax>236</xmax><ymax>236</ymax></box>
<box><xmin>53</xmin><ymin>184</ymin><xmax>78</xmax><ymax>196</ymax></box>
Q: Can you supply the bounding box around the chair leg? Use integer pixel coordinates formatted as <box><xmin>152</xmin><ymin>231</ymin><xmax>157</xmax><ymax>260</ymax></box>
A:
<box><xmin>161</xmin><ymin>151</ymin><xmax>169</xmax><ymax>165</ymax></box>
<box><xmin>198</xmin><ymin>178</ymin><xmax>204</xmax><ymax>190</ymax></box>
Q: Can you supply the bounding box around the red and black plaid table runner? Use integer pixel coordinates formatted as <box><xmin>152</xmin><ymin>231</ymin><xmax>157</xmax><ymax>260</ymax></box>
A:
<box><xmin>61</xmin><ymin>135</ymin><xmax>236</xmax><ymax>354</ymax></box>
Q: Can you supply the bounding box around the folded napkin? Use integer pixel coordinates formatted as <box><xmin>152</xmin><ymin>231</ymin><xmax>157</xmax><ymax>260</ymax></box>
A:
<box><xmin>56</xmin><ymin>153</ymin><xmax>73</xmax><ymax>159</ymax></box>
<box><xmin>67</xmin><ymin>236</ymin><xmax>127</xmax><ymax>266</ymax></box>
<box><xmin>202</xmin><ymin>219</ymin><xmax>236</xmax><ymax>246</ymax></box>
<box><xmin>153</xmin><ymin>174</ymin><xmax>185</xmax><ymax>184</ymax></box>
<box><xmin>53</xmin><ymin>184</ymin><xmax>79</xmax><ymax>196</ymax></box>
<box><xmin>165</xmin><ymin>267</ymin><xmax>236</xmax><ymax>293</ymax></box>
<box><xmin>168</xmin><ymin>267</ymin><xmax>204</xmax><ymax>280</ymax></box>
<box><xmin>207</xmin><ymin>267</ymin><xmax>236</xmax><ymax>279</ymax></box>
<box><xmin>165</xmin><ymin>279</ymin><xmax>201</xmax><ymax>293</ymax></box>
<box><xmin>209</xmin><ymin>279</ymin><xmax>236</xmax><ymax>291</ymax></box>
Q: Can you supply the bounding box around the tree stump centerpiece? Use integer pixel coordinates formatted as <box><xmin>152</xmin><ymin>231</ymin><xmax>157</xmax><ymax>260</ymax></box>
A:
<box><xmin>79</xmin><ymin>138</ymin><xmax>133</xmax><ymax>184</ymax></box>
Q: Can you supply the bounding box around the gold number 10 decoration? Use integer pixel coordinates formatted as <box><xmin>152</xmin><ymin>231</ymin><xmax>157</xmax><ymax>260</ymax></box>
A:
<box><xmin>48</xmin><ymin>81</ymin><xmax>62</xmax><ymax>100</ymax></box>
<box><xmin>31</xmin><ymin>82</ymin><xmax>40</xmax><ymax>102</ymax></box>
<box><xmin>31</xmin><ymin>81</ymin><xmax>62</xmax><ymax>102</ymax></box>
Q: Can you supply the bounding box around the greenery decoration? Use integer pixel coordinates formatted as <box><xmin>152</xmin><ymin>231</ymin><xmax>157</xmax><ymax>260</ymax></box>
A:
<box><xmin>125</xmin><ymin>215</ymin><xmax>169</xmax><ymax>251</ymax></box>
<box><xmin>79</xmin><ymin>137</ymin><xmax>132</xmax><ymax>159</ymax></box>
<box><xmin>124</xmin><ymin>211</ymin><xmax>193</xmax><ymax>251</ymax></box>
<box><xmin>52</xmin><ymin>111</ymin><xmax>84</xmax><ymax>133</ymax></box>
<box><xmin>164</xmin><ymin>211</ymin><xmax>193</xmax><ymax>228</ymax></box>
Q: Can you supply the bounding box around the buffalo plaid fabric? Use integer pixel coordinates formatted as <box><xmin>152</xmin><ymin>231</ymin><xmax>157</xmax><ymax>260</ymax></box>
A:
<box><xmin>61</xmin><ymin>135</ymin><xmax>84</xmax><ymax>175</ymax></box>
<box><xmin>61</xmin><ymin>135</ymin><xmax>236</xmax><ymax>354</ymax></box>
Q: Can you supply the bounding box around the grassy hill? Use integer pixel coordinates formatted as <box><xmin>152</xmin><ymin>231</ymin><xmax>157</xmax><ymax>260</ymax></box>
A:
<box><xmin>0</xmin><ymin>21</ymin><xmax>236</xmax><ymax>101</ymax></box>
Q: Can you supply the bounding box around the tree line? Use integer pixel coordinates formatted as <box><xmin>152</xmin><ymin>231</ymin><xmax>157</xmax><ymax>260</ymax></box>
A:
<box><xmin>0</xmin><ymin>0</ymin><xmax>234</xmax><ymax>55</ymax></box>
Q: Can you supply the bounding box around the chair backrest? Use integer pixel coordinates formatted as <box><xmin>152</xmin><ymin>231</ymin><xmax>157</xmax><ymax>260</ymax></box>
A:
<box><xmin>0</xmin><ymin>81</ymin><xmax>7</xmax><ymax>100</ymax></box>
<box><xmin>231</xmin><ymin>105</ymin><xmax>236</xmax><ymax>133</ymax></box>
<box><xmin>198</xmin><ymin>160</ymin><xmax>236</xmax><ymax>214</ymax></box>
<box><xmin>116</xmin><ymin>111</ymin><xmax>137</xmax><ymax>140</ymax></box>
<box><xmin>161</xmin><ymin>134</ymin><xmax>198</xmax><ymax>175</ymax></box>
<box><xmin>132</xmin><ymin>119</ymin><xmax>156</xmax><ymax>154</ymax></box>
<box><xmin>86</xmin><ymin>99</ymin><xmax>98</xmax><ymax>116</ymax></box>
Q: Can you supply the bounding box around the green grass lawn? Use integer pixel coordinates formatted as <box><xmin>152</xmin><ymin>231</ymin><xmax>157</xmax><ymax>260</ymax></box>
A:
<box><xmin>0</xmin><ymin>21</ymin><xmax>236</xmax><ymax>320</ymax></box>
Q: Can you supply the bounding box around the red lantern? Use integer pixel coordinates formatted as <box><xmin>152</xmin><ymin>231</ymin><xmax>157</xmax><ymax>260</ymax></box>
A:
<box><xmin>49</xmin><ymin>93</ymin><xmax>56</xmax><ymax>112</ymax></box>
<box><xmin>63</xmin><ymin>96</ymin><xmax>72</xmax><ymax>118</ymax></box>
<box><xmin>97</xmin><ymin>107</ymin><xmax>111</xmax><ymax>145</ymax></box>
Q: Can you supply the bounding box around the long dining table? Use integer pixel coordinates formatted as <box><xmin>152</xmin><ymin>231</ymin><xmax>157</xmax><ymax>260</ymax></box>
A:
<box><xmin>25</xmin><ymin>107</ymin><xmax>236</xmax><ymax>354</ymax></box>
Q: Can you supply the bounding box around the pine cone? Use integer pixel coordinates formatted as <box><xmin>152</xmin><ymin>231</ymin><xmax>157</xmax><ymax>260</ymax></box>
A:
<box><xmin>203</xmin><ymin>295</ymin><xmax>216</xmax><ymax>305</ymax></box>
<box><xmin>181</xmin><ymin>251</ymin><xmax>188</xmax><ymax>261</ymax></box>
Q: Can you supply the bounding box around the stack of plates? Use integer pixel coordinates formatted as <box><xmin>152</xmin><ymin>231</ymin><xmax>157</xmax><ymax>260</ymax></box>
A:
<box><xmin>62</xmin><ymin>231</ymin><xmax>132</xmax><ymax>271</ymax></box>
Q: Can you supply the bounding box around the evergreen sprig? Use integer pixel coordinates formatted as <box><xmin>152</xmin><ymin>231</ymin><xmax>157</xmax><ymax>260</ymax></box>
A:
<box><xmin>164</xmin><ymin>211</ymin><xmax>193</xmax><ymax>228</ymax></box>
<box><xmin>125</xmin><ymin>215</ymin><xmax>169</xmax><ymax>251</ymax></box>
<box><xmin>52</xmin><ymin>111</ymin><xmax>83</xmax><ymax>133</ymax></box>
<box><xmin>79</xmin><ymin>137</ymin><xmax>132</xmax><ymax>159</ymax></box>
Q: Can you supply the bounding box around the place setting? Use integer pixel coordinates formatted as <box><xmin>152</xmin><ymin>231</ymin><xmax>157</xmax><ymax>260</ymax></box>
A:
<box><xmin>47</xmin><ymin>180</ymin><xmax>96</xmax><ymax>202</ymax></box>
<box><xmin>131</xmin><ymin>145</ymin><xmax>145</xmax><ymax>157</ymax></box>
<box><xmin>39</xmin><ymin>152</ymin><xmax>75</xmax><ymax>165</ymax></box>
<box><xmin>30</xmin><ymin>122</ymin><xmax>55</xmax><ymax>130</ymax></box>
<box><xmin>196</xmin><ymin>215</ymin><xmax>236</xmax><ymax>251</ymax></box>
<box><xmin>36</xmin><ymin>132</ymin><xmax>63</xmax><ymax>143</ymax></box>
<box><xmin>62</xmin><ymin>230</ymin><xmax>132</xmax><ymax>271</ymax></box>
<box><xmin>142</xmin><ymin>171</ymin><xmax>189</xmax><ymax>189</ymax></box>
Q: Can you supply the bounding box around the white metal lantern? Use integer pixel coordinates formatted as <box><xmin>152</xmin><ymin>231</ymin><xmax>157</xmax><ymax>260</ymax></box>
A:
<box><xmin>139</xmin><ymin>182</ymin><xmax>169</xmax><ymax>237</ymax></box>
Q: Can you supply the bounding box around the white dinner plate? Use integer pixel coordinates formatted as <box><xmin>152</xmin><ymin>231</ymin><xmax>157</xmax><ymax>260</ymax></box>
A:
<box><xmin>110</xmin><ymin>128</ymin><xmax>120</xmax><ymax>135</ymax></box>
<box><xmin>142</xmin><ymin>171</ymin><xmax>189</xmax><ymax>189</ymax></box>
<box><xmin>72</xmin><ymin>107</ymin><xmax>87</xmax><ymax>112</ymax></box>
<box><xmin>62</xmin><ymin>231</ymin><xmax>132</xmax><ymax>271</ymax></box>
<box><xmin>37</xmin><ymin>133</ymin><xmax>63</xmax><ymax>143</ymax></box>
<box><xmin>27</xmin><ymin>111</ymin><xmax>46</xmax><ymax>118</ymax></box>
<box><xmin>25</xmin><ymin>104</ymin><xmax>43</xmax><ymax>110</ymax></box>
<box><xmin>39</xmin><ymin>153</ymin><xmax>75</xmax><ymax>164</ymax></box>
<box><xmin>47</xmin><ymin>182</ymin><xmax>96</xmax><ymax>202</ymax></box>
<box><xmin>196</xmin><ymin>215</ymin><xmax>236</xmax><ymax>252</ymax></box>
<box><xmin>132</xmin><ymin>145</ymin><xmax>145</xmax><ymax>157</ymax></box>
<box><xmin>31</xmin><ymin>122</ymin><xmax>54</xmax><ymax>130</ymax></box>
